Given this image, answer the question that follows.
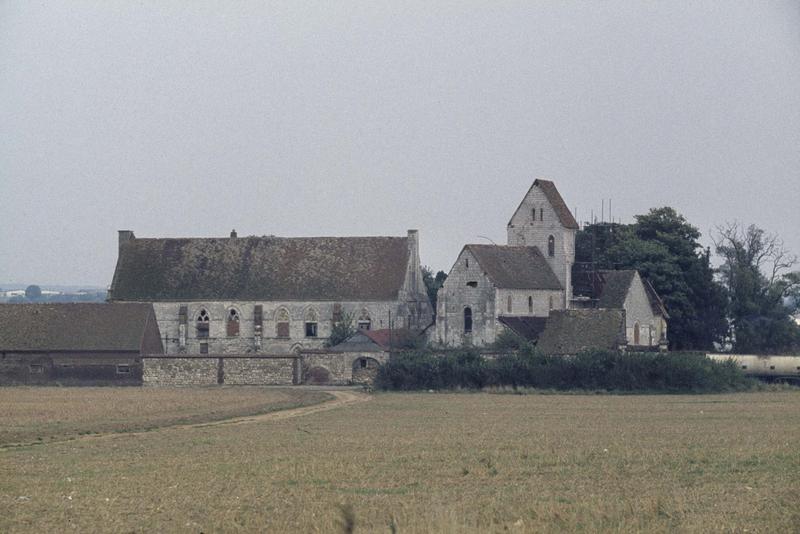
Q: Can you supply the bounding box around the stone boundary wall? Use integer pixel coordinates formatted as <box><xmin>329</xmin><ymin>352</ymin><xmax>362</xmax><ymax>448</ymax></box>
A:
<box><xmin>142</xmin><ymin>355</ymin><xmax>297</xmax><ymax>386</ymax></box>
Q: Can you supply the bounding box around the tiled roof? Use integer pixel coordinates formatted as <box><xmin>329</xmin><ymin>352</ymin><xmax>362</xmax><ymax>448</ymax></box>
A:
<box><xmin>497</xmin><ymin>316</ymin><xmax>549</xmax><ymax>342</ymax></box>
<box><xmin>596</xmin><ymin>270</ymin><xmax>636</xmax><ymax>308</ymax></box>
<box><xmin>109</xmin><ymin>235</ymin><xmax>409</xmax><ymax>301</ymax></box>
<box><xmin>595</xmin><ymin>270</ymin><xmax>668</xmax><ymax>318</ymax></box>
<box><xmin>508</xmin><ymin>179</ymin><xmax>579</xmax><ymax>230</ymax></box>
<box><xmin>534</xmin><ymin>179</ymin><xmax>579</xmax><ymax>229</ymax></box>
<box><xmin>466</xmin><ymin>245</ymin><xmax>562</xmax><ymax>290</ymax></box>
<box><xmin>0</xmin><ymin>303</ymin><xmax>157</xmax><ymax>352</ymax></box>
<box><xmin>536</xmin><ymin>309</ymin><xmax>626</xmax><ymax>355</ymax></box>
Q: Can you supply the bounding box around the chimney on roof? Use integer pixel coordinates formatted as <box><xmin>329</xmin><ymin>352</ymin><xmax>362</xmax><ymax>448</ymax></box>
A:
<box><xmin>118</xmin><ymin>230</ymin><xmax>135</xmax><ymax>251</ymax></box>
<box><xmin>230</xmin><ymin>229</ymin><xmax>237</xmax><ymax>238</ymax></box>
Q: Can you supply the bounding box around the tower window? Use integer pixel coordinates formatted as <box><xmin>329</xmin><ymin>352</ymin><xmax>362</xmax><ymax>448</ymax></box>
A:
<box><xmin>540</xmin><ymin>208</ymin><xmax>544</xmax><ymax>221</ymax></box>
<box><xmin>548</xmin><ymin>235</ymin><xmax>555</xmax><ymax>257</ymax></box>
<box><xmin>464</xmin><ymin>307</ymin><xmax>472</xmax><ymax>334</ymax></box>
<box><xmin>507</xmin><ymin>295</ymin><xmax>512</xmax><ymax>313</ymax></box>
<box><xmin>528</xmin><ymin>296</ymin><xmax>533</xmax><ymax>313</ymax></box>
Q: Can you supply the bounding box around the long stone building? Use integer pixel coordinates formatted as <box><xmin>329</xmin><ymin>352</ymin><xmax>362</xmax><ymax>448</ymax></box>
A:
<box><xmin>108</xmin><ymin>229</ymin><xmax>433</xmax><ymax>355</ymax></box>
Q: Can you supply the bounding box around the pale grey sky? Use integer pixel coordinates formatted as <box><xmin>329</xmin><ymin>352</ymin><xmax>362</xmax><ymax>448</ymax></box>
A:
<box><xmin>1</xmin><ymin>1</ymin><xmax>799</xmax><ymax>286</ymax></box>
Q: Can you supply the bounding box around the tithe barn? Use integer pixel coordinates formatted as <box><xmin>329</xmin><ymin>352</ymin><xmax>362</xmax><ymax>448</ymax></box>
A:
<box><xmin>108</xmin><ymin>229</ymin><xmax>433</xmax><ymax>355</ymax></box>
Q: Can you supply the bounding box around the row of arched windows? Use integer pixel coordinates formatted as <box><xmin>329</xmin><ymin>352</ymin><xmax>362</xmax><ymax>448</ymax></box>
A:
<box><xmin>190</xmin><ymin>306</ymin><xmax>372</xmax><ymax>338</ymax></box>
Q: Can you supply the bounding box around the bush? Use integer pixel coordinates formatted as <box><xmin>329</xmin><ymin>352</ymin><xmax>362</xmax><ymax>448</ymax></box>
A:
<box><xmin>375</xmin><ymin>348</ymin><xmax>753</xmax><ymax>393</ymax></box>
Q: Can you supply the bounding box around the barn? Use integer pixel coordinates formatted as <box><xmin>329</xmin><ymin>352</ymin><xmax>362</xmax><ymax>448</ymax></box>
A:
<box><xmin>0</xmin><ymin>303</ymin><xmax>163</xmax><ymax>386</ymax></box>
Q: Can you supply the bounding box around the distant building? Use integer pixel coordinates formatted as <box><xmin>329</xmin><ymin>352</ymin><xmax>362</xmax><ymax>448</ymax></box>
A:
<box><xmin>0</xmin><ymin>303</ymin><xmax>162</xmax><ymax>385</ymax></box>
<box><xmin>108</xmin><ymin>230</ymin><xmax>433</xmax><ymax>355</ymax></box>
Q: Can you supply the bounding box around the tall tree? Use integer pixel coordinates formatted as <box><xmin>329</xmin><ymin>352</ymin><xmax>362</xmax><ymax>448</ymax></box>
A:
<box><xmin>713</xmin><ymin>222</ymin><xmax>800</xmax><ymax>353</ymax></box>
<box><xmin>576</xmin><ymin>208</ymin><xmax>728</xmax><ymax>350</ymax></box>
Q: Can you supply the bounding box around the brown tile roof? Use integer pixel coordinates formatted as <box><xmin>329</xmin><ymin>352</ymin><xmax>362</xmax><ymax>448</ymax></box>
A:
<box><xmin>536</xmin><ymin>309</ymin><xmax>626</xmax><ymax>355</ymax></box>
<box><xmin>109</xmin><ymin>235</ymin><xmax>409</xmax><ymax>301</ymax></box>
<box><xmin>466</xmin><ymin>245</ymin><xmax>562</xmax><ymax>290</ymax></box>
<box><xmin>508</xmin><ymin>179</ymin><xmax>579</xmax><ymax>230</ymax></box>
<box><xmin>497</xmin><ymin>316</ymin><xmax>549</xmax><ymax>342</ymax></box>
<box><xmin>0</xmin><ymin>303</ymin><xmax>157</xmax><ymax>352</ymax></box>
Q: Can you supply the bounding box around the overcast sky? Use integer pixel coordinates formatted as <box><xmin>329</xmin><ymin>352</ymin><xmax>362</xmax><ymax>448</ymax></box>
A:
<box><xmin>1</xmin><ymin>1</ymin><xmax>798</xmax><ymax>287</ymax></box>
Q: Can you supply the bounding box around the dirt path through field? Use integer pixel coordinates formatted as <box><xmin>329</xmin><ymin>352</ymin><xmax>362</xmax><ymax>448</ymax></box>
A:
<box><xmin>2</xmin><ymin>390</ymin><xmax>369</xmax><ymax>449</ymax></box>
<box><xmin>188</xmin><ymin>389</ymin><xmax>369</xmax><ymax>429</ymax></box>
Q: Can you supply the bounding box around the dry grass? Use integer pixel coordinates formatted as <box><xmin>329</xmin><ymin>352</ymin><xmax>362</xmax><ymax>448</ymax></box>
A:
<box><xmin>0</xmin><ymin>387</ymin><xmax>331</xmax><ymax>446</ymax></box>
<box><xmin>1</xmin><ymin>390</ymin><xmax>799</xmax><ymax>532</ymax></box>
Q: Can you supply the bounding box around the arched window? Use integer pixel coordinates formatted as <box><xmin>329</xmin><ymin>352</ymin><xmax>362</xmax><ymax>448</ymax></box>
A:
<box><xmin>464</xmin><ymin>307</ymin><xmax>472</xmax><ymax>334</ymax></box>
<box><xmin>357</xmin><ymin>308</ymin><xmax>371</xmax><ymax>330</ymax></box>
<box><xmin>507</xmin><ymin>295</ymin><xmax>512</xmax><ymax>313</ymax></box>
<box><xmin>540</xmin><ymin>208</ymin><xmax>544</xmax><ymax>221</ymax></box>
<box><xmin>304</xmin><ymin>308</ymin><xmax>318</xmax><ymax>337</ymax></box>
<box><xmin>634</xmin><ymin>322</ymin><xmax>640</xmax><ymax>345</ymax></box>
<box><xmin>196</xmin><ymin>308</ymin><xmax>210</xmax><ymax>338</ymax></box>
<box><xmin>465</xmin><ymin>258</ymin><xmax>469</xmax><ymax>268</ymax></box>
<box><xmin>531</xmin><ymin>208</ymin><xmax>536</xmax><ymax>222</ymax></box>
<box><xmin>276</xmin><ymin>308</ymin><xmax>290</xmax><ymax>338</ymax></box>
<box><xmin>226</xmin><ymin>308</ymin><xmax>240</xmax><ymax>337</ymax></box>
<box><xmin>547</xmin><ymin>235</ymin><xmax>555</xmax><ymax>257</ymax></box>
<box><xmin>528</xmin><ymin>296</ymin><xmax>533</xmax><ymax>314</ymax></box>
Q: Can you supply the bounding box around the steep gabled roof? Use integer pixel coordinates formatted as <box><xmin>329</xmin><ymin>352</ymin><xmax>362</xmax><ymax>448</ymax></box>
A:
<box><xmin>536</xmin><ymin>309</ymin><xmax>626</xmax><ymax>355</ymax></box>
<box><xmin>508</xmin><ymin>179</ymin><xmax>579</xmax><ymax>229</ymax></box>
<box><xmin>0</xmin><ymin>303</ymin><xmax>157</xmax><ymax>352</ymax></box>
<box><xmin>466</xmin><ymin>245</ymin><xmax>562</xmax><ymax>290</ymax></box>
<box><xmin>595</xmin><ymin>270</ymin><xmax>669</xmax><ymax>318</ymax></box>
<box><xmin>109</xmin><ymin>235</ymin><xmax>409</xmax><ymax>301</ymax></box>
<box><xmin>643</xmin><ymin>278</ymin><xmax>670</xmax><ymax>319</ymax></box>
<box><xmin>596</xmin><ymin>270</ymin><xmax>636</xmax><ymax>308</ymax></box>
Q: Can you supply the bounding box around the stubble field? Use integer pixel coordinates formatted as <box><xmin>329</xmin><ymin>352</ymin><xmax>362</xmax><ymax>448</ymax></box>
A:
<box><xmin>1</xmin><ymin>388</ymin><xmax>798</xmax><ymax>533</ymax></box>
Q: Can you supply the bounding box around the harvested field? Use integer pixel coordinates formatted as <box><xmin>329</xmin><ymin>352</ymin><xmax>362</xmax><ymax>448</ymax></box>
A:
<box><xmin>0</xmin><ymin>387</ymin><xmax>331</xmax><ymax>446</ymax></box>
<box><xmin>1</xmin><ymin>390</ymin><xmax>799</xmax><ymax>532</ymax></box>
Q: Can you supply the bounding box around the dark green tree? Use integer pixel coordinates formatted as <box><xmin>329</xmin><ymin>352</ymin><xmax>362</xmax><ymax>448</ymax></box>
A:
<box><xmin>714</xmin><ymin>222</ymin><xmax>800</xmax><ymax>353</ymax></box>
<box><xmin>422</xmin><ymin>266</ymin><xmax>447</xmax><ymax>316</ymax></box>
<box><xmin>576</xmin><ymin>208</ymin><xmax>728</xmax><ymax>350</ymax></box>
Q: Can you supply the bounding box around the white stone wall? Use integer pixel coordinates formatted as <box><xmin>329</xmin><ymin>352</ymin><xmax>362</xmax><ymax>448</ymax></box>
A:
<box><xmin>435</xmin><ymin>248</ymin><xmax>498</xmax><ymax>346</ymax></box>
<box><xmin>623</xmin><ymin>272</ymin><xmax>666</xmax><ymax>346</ymax></box>
<box><xmin>151</xmin><ymin>300</ymin><xmax>409</xmax><ymax>355</ymax></box>
<box><xmin>506</xmin><ymin>184</ymin><xmax>576</xmax><ymax>304</ymax></box>
<box><xmin>495</xmin><ymin>288</ymin><xmax>565</xmax><ymax>318</ymax></box>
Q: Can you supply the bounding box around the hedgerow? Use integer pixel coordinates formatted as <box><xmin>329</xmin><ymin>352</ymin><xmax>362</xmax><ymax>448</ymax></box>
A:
<box><xmin>374</xmin><ymin>347</ymin><xmax>752</xmax><ymax>393</ymax></box>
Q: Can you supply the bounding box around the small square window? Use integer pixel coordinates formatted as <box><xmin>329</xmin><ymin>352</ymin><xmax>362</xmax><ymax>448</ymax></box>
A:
<box><xmin>466</xmin><ymin>281</ymin><xmax>477</xmax><ymax>288</ymax></box>
<box><xmin>305</xmin><ymin>322</ymin><xmax>318</xmax><ymax>337</ymax></box>
<box><xmin>200</xmin><ymin>343</ymin><xmax>209</xmax><ymax>354</ymax></box>
<box><xmin>357</xmin><ymin>320</ymin><xmax>371</xmax><ymax>331</ymax></box>
<box><xmin>741</xmin><ymin>365</ymin><xmax>747</xmax><ymax>369</ymax></box>
<box><xmin>29</xmin><ymin>364</ymin><xmax>43</xmax><ymax>374</ymax></box>
<box><xmin>116</xmin><ymin>364</ymin><xmax>131</xmax><ymax>374</ymax></box>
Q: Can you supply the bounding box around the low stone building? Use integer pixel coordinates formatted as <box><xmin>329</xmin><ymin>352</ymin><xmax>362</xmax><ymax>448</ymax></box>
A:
<box><xmin>300</xmin><ymin>329</ymin><xmax>394</xmax><ymax>385</ymax></box>
<box><xmin>108</xmin><ymin>229</ymin><xmax>433</xmax><ymax>355</ymax></box>
<box><xmin>0</xmin><ymin>303</ymin><xmax>163</xmax><ymax>385</ymax></box>
<box><xmin>572</xmin><ymin>270</ymin><xmax>668</xmax><ymax>348</ymax></box>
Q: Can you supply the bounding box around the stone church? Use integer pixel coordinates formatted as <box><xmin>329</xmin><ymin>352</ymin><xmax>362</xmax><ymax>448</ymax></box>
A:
<box><xmin>108</xmin><ymin>229</ymin><xmax>433</xmax><ymax>355</ymax></box>
<box><xmin>434</xmin><ymin>179</ymin><xmax>668</xmax><ymax>348</ymax></box>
